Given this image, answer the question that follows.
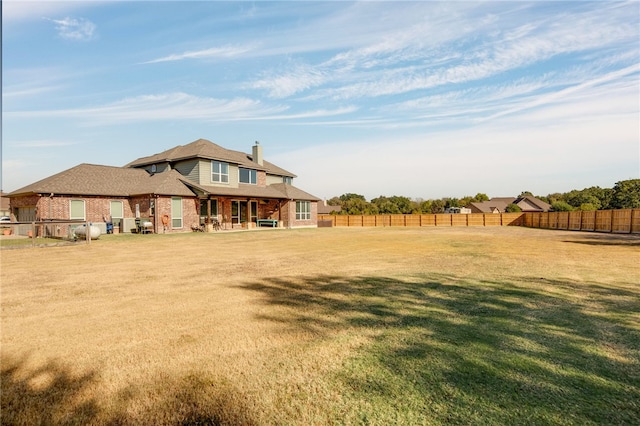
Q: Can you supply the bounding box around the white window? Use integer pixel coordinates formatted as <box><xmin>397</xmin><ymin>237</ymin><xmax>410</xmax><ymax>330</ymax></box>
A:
<box><xmin>70</xmin><ymin>200</ymin><xmax>85</xmax><ymax>220</ymax></box>
<box><xmin>171</xmin><ymin>197</ymin><xmax>183</xmax><ymax>228</ymax></box>
<box><xmin>283</xmin><ymin>176</ymin><xmax>292</xmax><ymax>185</ymax></box>
<box><xmin>296</xmin><ymin>201</ymin><xmax>311</xmax><ymax>220</ymax></box>
<box><xmin>212</xmin><ymin>161</ymin><xmax>229</xmax><ymax>183</ymax></box>
<box><xmin>110</xmin><ymin>201</ymin><xmax>123</xmax><ymax>220</ymax></box>
<box><xmin>239</xmin><ymin>168</ymin><xmax>257</xmax><ymax>184</ymax></box>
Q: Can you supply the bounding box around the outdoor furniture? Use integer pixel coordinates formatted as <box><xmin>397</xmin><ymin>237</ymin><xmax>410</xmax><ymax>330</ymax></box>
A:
<box><xmin>257</xmin><ymin>219</ymin><xmax>278</xmax><ymax>227</ymax></box>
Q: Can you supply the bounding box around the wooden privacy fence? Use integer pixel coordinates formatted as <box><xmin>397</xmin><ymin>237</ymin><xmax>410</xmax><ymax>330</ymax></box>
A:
<box><xmin>524</xmin><ymin>209</ymin><xmax>640</xmax><ymax>234</ymax></box>
<box><xmin>318</xmin><ymin>209</ymin><xmax>640</xmax><ymax>234</ymax></box>
<box><xmin>318</xmin><ymin>213</ymin><xmax>525</xmax><ymax>228</ymax></box>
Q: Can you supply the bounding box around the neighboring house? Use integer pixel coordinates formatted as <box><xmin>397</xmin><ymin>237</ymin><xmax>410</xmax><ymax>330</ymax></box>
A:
<box><xmin>467</xmin><ymin>196</ymin><xmax>551</xmax><ymax>214</ymax></box>
<box><xmin>0</xmin><ymin>192</ymin><xmax>10</xmax><ymax>217</ymax></box>
<box><xmin>317</xmin><ymin>200</ymin><xmax>342</xmax><ymax>215</ymax></box>
<box><xmin>7</xmin><ymin>139</ymin><xmax>320</xmax><ymax>233</ymax></box>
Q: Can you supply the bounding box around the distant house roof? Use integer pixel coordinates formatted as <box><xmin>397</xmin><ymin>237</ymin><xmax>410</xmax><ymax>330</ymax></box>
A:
<box><xmin>515</xmin><ymin>195</ymin><xmax>551</xmax><ymax>212</ymax></box>
<box><xmin>317</xmin><ymin>202</ymin><xmax>341</xmax><ymax>215</ymax></box>
<box><xmin>125</xmin><ymin>138</ymin><xmax>297</xmax><ymax>178</ymax></box>
<box><xmin>6</xmin><ymin>164</ymin><xmax>197</xmax><ymax>198</ymax></box>
<box><xmin>0</xmin><ymin>192</ymin><xmax>10</xmax><ymax>213</ymax></box>
<box><xmin>468</xmin><ymin>199</ymin><xmax>513</xmax><ymax>213</ymax></box>
<box><xmin>467</xmin><ymin>196</ymin><xmax>551</xmax><ymax>213</ymax></box>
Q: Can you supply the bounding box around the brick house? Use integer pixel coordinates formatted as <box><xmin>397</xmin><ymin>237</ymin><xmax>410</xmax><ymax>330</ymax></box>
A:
<box><xmin>467</xmin><ymin>196</ymin><xmax>551</xmax><ymax>214</ymax></box>
<box><xmin>7</xmin><ymin>139</ymin><xmax>320</xmax><ymax>233</ymax></box>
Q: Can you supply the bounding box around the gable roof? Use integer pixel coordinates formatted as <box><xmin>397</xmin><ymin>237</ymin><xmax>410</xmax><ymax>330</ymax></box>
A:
<box><xmin>125</xmin><ymin>138</ymin><xmax>297</xmax><ymax>178</ymax></box>
<box><xmin>468</xmin><ymin>199</ymin><xmax>512</xmax><ymax>213</ymax></box>
<box><xmin>468</xmin><ymin>196</ymin><xmax>551</xmax><ymax>213</ymax></box>
<box><xmin>514</xmin><ymin>195</ymin><xmax>551</xmax><ymax>212</ymax></box>
<box><xmin>7</xmin><ymin>164</ymin><xmax>196</xmax><ymax>197</ymax></box>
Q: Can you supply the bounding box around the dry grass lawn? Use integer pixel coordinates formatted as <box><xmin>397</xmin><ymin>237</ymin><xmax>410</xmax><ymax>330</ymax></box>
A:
<box><xmin>1</xmin><ymin>227</ymin><xmax>639</xmax><ymax>425</ymax></box>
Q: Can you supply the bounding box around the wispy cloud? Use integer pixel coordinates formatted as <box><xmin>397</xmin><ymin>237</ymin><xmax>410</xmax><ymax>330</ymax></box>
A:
<box><xmin>5</xmin><ymin>92</ymin><xmax>358</xmax><ymax>124</ymax></box>
<box><xmin>44</xmin><ymin>17</ymin><xmax>96</xmax><ymax>41</ymax></box>
<box><xmin>250</xmin><ymin>1</ymin><xmax>637</xmax><ymax>102</ymax></box>
<box><xmin>143</xmin><ymin>45</ymin><xmax>255</xmax><ymax>64</ymax></box>
<box><xmin>38</xmin><ymin>92</ymin><xmax>282</xmax><ymax>122</ymax></box>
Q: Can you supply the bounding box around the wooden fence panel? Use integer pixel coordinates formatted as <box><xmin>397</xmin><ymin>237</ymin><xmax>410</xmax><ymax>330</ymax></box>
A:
<box><xmin>502</xmin><ymin>213</ymin><xmax>524</xmax><ymax>226</ymax></box>
<box><xmin>557</xmin><ymin>212</ymin><xmax>570</xmax><ymax>230</ymax></box>
<box><xmin>581</xmin><ymin>211</ymin><xmax>596</xmax><ymax>231</ymax></box>
<box><xmin>361</xmin><ymin>216</ymin><xmax>376</xmax><ymax>227</ymax></box>
<box><xmin>435</xmin><ymin>214</ymin><xmax>452</xmax><ymax>226</ymax></box>
<box><xmin>420</xmin><ymin>214</ymin><xmax>436</xmax><ymax>226</ymax></box>
<box><xmin>467</xmin><ymin>214</ymin><xmax>485</xmax><ymax>226</ymax></box>
<box><xmin>632</xmin><ymin>209</ymin><xmax>640</xmax><ymax>233</ymax></box>
<box><xmin>405</xmin><ymin>215</ymin><xmax>422</xmax><ymax>226</ymax></box>
<box><xmin>568</xmin><ymin>211</ymin><xmax>582</xmax><ymax>230</ymax></box>
<box><xmin>484</xmin><ymin>214</ymin><xmax>501</xmax><ymax>226</ymax></box>
<box><xmin>451</xmin><ymin>214</ymin><xmax>467</xmax><ymax>226</ymax></box>
<box><xmin>386</xmin><ymin>215</ymin><xmax>400</xmax><ymax>226</ymax></box>
<box><xmin>595</xmin><ymin>210</ymin><xmax>612</xmax><ymax>232</ymax></box>
<box><xmin>612</xmin><ymin>210</ymin><xmax>631</xmax><ymax>233</ymax></box>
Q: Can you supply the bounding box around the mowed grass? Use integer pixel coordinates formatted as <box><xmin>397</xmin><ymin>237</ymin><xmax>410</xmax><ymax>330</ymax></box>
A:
<box><xmin>1</xmin><ymin>227</ymin><xmax>639</xmax><ymax>425</ymax></box>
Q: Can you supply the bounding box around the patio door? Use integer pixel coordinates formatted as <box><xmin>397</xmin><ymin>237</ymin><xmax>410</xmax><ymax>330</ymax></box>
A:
<box><xmin>231</xmin><ymin>201</ymin><xmax>257</xmax><ymax>225</ymax></box>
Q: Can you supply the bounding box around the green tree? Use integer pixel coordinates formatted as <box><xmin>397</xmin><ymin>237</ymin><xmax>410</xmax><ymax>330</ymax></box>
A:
<box><xmin>430</xmin><ymin>199</ymin><xmax>445</xmax><ymax>214</ymax></box>
<box><xmin>505</xmin><ymin>203</ymin><xmax>522</xmax><ymax>212</ymax></box>
<box><xmin>326</xmin><ymin>196</ymin><xmax>342</xmax><ymax>206</ymax></box>
<box><xmin>474</xmin><ymin>193</ymin><xmax>490</xmax><ymax>202</ymax></box>
<box><xmin>444</xmin><ymin>198</ymin><xmax>460</xmax><ymax>209</ymax></box>
<box><xmin>609</xmin><ymin>179</ymin><xmax>640</xmax><ymax>209</ymax></box>
<box><xmin>551</xmin><ymin>201</ymin><xmax>574</xmax><ymax>212</ymax></box>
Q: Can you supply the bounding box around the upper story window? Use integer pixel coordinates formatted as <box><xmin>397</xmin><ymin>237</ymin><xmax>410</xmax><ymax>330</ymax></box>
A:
<box><xmin>283</xmin><ymin>176</ymin><xmax>292</xmax><ymax>185</ymax></box>
<box><xmin>239</xmin><ymin>168</ymin><xmax>257</xmax><ymax>184</ymax></box>
<box><xmin>212</xmin><ymin>161</ymin><xmax>229</xmax><ymax>183</ymax></box>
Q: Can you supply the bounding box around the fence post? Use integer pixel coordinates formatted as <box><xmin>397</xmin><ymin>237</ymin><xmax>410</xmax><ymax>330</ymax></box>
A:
<box><xmin>610</xmin><ymin>210</ymin><xmax>615</xmax><ymax>233</ymax></box>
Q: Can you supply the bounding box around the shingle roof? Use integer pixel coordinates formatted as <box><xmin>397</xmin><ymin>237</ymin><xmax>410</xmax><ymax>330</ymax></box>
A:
<box><xmin>190</xmin><ymin>182</ymin><xmax>320</xmax><ymax>201</ymax></box>
<box><xmin>7</xmin><ymin>164</ymin><xmax>195</xmax><ymax>197</ymax></box>
<box><xmin>125</xmin><ymin>138</ymin><xmax>297</xmax><ymax>178</ymax></box>
<box><xmin>468</xmin><ymin>196</ymin><xmax>551</xmax><ymax>213</ymax></box>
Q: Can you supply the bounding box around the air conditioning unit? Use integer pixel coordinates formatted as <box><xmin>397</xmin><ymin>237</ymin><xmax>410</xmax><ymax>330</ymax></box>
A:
<box><xmin>122</xmin><ymin>218</ymin><xmax>137</xmax><ymax>233</ymax></box>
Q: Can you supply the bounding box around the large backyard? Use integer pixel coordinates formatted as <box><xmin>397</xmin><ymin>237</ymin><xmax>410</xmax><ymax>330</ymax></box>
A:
<box><xmin>1</xmin><ymin>227</ymin><xmax>639</xmax><ymax>425</ymax></box>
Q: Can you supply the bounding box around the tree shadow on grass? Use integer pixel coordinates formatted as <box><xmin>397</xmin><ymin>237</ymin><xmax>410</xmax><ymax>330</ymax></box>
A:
<box><xmin>239</xmin><ymin>273</ymin><xmax>640</xmax><ymax>425</ymax></box>
<box><xmin>563</xmin><ymin>233</ymin><xmax>640</xmax><ymax>246</ymax></box>
<box><xmin>1</xmin><ymin>355</ymin><xmax>100</xmax><ymax>425</ymax></box>
<box><xmin>1</xmin><ymin>354</ymin><xmax>257</xmax><ymax>425</ymax></box>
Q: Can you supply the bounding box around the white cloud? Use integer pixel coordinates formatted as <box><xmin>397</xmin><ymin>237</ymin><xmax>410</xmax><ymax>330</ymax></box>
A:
<box><xmin>45</xmin><ymin>17</ymin><xmax>96</xmax><ymax>41</ymax></box>
<box><xmin>4</xmin><ymin>92</ymin><xmax>353</xmax><ymax>124</ymax></box>
<box><xmin>143</xmin><ymin>45</ymin><xmax>255</xmax><ymax>64</ymax></box>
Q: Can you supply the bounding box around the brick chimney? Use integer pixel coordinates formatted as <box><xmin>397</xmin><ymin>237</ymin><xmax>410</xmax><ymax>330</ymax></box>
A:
<box><xmin>252</xmin><ymin>141</ymin><xmax>263</xmax><ymax>166</ymax></box>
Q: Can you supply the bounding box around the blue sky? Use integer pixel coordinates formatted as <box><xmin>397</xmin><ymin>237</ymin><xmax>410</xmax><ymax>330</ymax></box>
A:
<box><xmin>2</xmin><ymin>1</ymin><xmax>639</xmax><ymax>200</ymax></box>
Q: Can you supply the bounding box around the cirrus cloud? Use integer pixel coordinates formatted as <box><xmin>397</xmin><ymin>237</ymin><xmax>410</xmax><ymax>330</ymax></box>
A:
<box><xmin>45</xmin><ymin>17</ymin><xmax>96</xmax><ymax>41</ymax></box>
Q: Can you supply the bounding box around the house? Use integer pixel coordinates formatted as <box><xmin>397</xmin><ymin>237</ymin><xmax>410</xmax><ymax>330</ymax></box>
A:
<box><xmin>0</xmin><ymin>192</ymin><xmax>10</xmax><ymax>217</ymax></box>
<box><xmin>317</xmin><ymin>200</ymin><xmax>342</xmax><ymax>215</ymax></box>
<box><xmin>467</xmin><ymin>196</ymin><xmax>551</xmax><ymax>214</ymax></box>
<box><xmin>7</xmin><ymin>139</ymin><xmax>320</xmax><ymax>233</ymax></box>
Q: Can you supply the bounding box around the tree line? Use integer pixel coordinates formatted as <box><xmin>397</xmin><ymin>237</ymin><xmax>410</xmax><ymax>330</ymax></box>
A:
<box><xmin>326</xmin><ymin>179</ymin><xmax>640</xmax><ymax>215</ymax></box>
